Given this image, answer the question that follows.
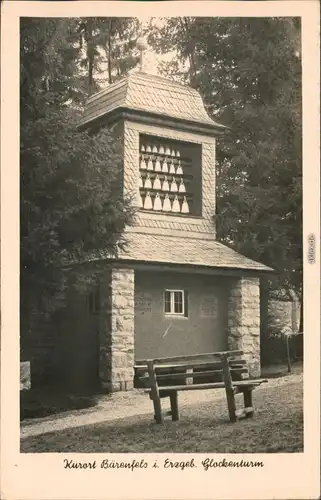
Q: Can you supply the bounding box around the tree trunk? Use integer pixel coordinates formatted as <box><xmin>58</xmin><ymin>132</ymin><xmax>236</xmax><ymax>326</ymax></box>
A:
<box><xmin>87</xmin><ymin>18</ymin><xmax>94</xmax><ymax>95</ymax></box>
<box><xmin>299</xmin><ymin>297</ymin><xmax>303</xmax><ymax>332</ymax></box>
<box><xmin>107</xmin><ymin>20</ymin><xmax>112</xmax><ymax>84</ymax></box>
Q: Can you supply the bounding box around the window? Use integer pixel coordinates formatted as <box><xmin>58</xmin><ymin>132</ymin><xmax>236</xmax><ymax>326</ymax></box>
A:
<box><xmin>164</xmin><ymin>290</ymin><xmax>188</xmax><ymax>317</ymax></box>
<box><xmin>88</xmin><ymin>286</ymin><xmax>100</xmax><ymax>315</ymax></box>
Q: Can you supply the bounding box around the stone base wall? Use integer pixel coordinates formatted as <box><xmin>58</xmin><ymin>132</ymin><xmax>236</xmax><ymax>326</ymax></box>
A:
<box><xmin>267</xmin><ymin>298</ymin><xmax>300</xmax><ymax>333</ymax></box>
<box><xmin>99</xmin><ymin>266</ymin><xmax>135</xmax><ymax>392</ymax></box>
<box><xmin>227</xmin><ymin>277</ymin><xmax>261</xmax><ymax>377</ymax></box>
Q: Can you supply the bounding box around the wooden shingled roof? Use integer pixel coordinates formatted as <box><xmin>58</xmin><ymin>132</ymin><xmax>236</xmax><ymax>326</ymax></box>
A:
<box><xmin>86</xmin><ymin>232</ymin><xmax>273</xmax><ymax>273</ymax></box>
<box><xmin>79</xmin><ymin>72</ymin><xmax>227</xmax><ymax>131</ymax></box>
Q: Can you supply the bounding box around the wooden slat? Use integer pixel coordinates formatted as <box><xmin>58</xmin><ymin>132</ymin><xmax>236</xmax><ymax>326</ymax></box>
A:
<box><xmin>135</xmin><ymin>359</ymin><xmax>247</xmax><ymax>372</ymax></box>
<box><xmin>145</xmin><ymin>382</ymin><xmax>226</xmax><ymax>392</ymax></box>
<box><xmin>135</xmin><ymin>350</ymin><xmax>244</xmax><ymax>365</ymax></box>
<box><xmin>144</xmin><ymin>379</ymin><xmax>266</xmax><ymax>394</ymax></box>
<box><xmin>139</xmin><ymin>367</ymin><xmax>248</xmax><ymax>382</ymax></box>
<box><xmin>233</xmin><ymin>379</ymin><xmax>268</xmax><ymax>387</ymax></box>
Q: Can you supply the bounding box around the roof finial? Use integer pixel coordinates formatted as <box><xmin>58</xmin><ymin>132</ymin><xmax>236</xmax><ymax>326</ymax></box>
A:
<box><xmin>136</xmin><ymin>36</ymin><xmax>149</xmax><ymax>72</ymax></box>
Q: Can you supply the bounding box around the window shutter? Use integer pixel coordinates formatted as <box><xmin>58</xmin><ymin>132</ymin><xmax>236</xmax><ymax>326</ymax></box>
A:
<box><xmin>184</xmin><ymin>290</ymin><xmax>189</xmax><ymax>317</ymax></box>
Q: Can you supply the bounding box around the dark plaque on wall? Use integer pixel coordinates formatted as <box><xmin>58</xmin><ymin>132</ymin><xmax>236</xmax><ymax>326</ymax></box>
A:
<box><xmin>135</xmin><ymin>292</ymin><xmax>153</xmax><ymax>315</ymax></box>
<box><xmin>200</xmin><ymin>295</ymin><xmax>218</xmax><ymax>318</ymax></box>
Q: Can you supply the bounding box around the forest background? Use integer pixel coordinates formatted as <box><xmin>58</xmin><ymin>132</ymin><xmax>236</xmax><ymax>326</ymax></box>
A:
<box><xmin>20</xmin><ymin>16</ymin><xmax>302</xmax><ymax>341</ymax></box>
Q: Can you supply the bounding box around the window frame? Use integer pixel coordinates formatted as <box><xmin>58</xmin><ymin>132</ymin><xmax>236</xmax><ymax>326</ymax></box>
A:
<box><xmin>164</xmin><ymin>289</ymin><xmax>188</xmax><ymax>317</ymax></box>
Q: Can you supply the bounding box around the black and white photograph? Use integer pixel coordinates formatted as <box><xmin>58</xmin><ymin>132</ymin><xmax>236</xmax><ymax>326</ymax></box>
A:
<box><xmin>1</xmin><ymin>1</ymin><xmax>320</xmax><ymax>499</ymax></box>
<box><xmin>19</xmin><ymin>12</ymin><xmax>304</xmax><ymax>453</ymax></box>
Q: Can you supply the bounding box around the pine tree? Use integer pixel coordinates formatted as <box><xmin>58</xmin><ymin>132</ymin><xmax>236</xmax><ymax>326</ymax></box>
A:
<box><xmin>20</xmin><ymin>18</ymin><xmax>134</xmax><ymax>338</ymax></box>
<box><xmin>147</xmin><ymin>17</ymin><xmax>302</xmax><ymax>300</ymax></box>
<box><xmin>76</xmin><ymin>17</ymin><xmax>140</xmax><ymax>90</ymax></box>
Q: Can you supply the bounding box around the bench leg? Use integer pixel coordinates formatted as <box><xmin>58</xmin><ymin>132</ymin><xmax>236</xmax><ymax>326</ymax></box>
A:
<box><xmin>151</xmin><ymin>396</ymin><xmax>163</xmax><ymax>424</ymax></box>
<box><xmin>221</xmin><ymin>353</ymin><xmax>237</xmax><ymax>423</ymax></box>
<box><xmin>169</xmin><ymin>391</ymin><xmax>179</xmax><ymax>421</ymax></box>
<box><xmin>225</xmin><ymin>388</ymin><xmax>237</xmax><ymax>423</ymax></box>
<box><xmin>243</xmin><ymin>388</ymin><xmax>254</xmax><ymax>418</ymax></box>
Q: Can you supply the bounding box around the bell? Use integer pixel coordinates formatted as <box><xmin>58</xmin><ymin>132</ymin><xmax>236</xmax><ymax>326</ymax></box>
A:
<box><xmin>162</xmin><ymin>159</ymin><xmax>168</xmax><ymax>173</ymax></box>
<box><xmin>178</xmin><ymin>178</ymin><xmax>186</xmax><ymax>193</ymax></box>
<box><xmin>162</xmin><ymin>176</ymin><xmax>169</xmax><ymax>191</ymax></box>
<box><xmin>171</xmin><ymin>149</ymin><xmax>176</xmax><ymax>157</ymax></box>
<box><xmin>176</xmin><ymin>150</ymin><xmax>181</xmax><ymax>157</ymax></box>
<box><xmin>155</xmin><ymin>157</ymin><xmax>162</xmax><ymax>172</ymax></box>
<box><xmin>140</xmin><ymin>156</ymin><xmax>147</xmax><ymax>170</ymax></box>
<box><xmin>139</xmin><ymin>174</ymin><xmax>143</xmax><ymax>188</ymax></box>
<box><xmin>141</xmin><ymin>145</ymin><xmax>145</xmax><ymax>153</ymax></box>
<box><xmin>181</xmin><ymin>196</ymin><xmax>189</xmax><ymax>214</ymax></box>
<box><xmin>169</xmin><ymin>161</ymin><xmax>176</xmax><ymax>174</ymax></box>
<box><xmin>147</xmin><ymin>157</ymin><xmax>154</xmax><ymax>171</ymax></box>
<box><xmin>153</xmin><ymin>193</ymin><xmax>162</xmax><ymax>211</ymax></box>
<box><xmin>146</xmin><ymin>145</ymin><xmax>152</xmax><ymax>153</ymax></box>
<box><xmin>176</xmin><ymin>161</ymin><xmax>183</xmax><ymax>175</ymax></box>
<box><xmin>159</xmin><ymin>145</ymin><xmax>165</xmax><ymax>155</ymax></box>
<box><xmin>152</xmin><ymin>145</ymin><xmax>158</xmax><ymax>154</ymax></box>
<box><xmin>170</xmin><ymin>179</ymin><xmax>178</xmax><ymax>192</ymax></box>
<box><xmin>138</xmin><ymin>192</ymin><xmax>144</xmax><ymax>208</ymax></box>
<box><xmin>153</xmin><ymin>174</ymin><xmax>161</xmax><ymax>190</ymax></box>
<box><xmin>144</xmin><ymin>174</ymin><xmax>152</xmax><ymax>189</ymax></box>
<box><xmin>144</xmin><ymin>191</ymin><xmax>153</xmax><ymax>210</ymax></box>
<box><xmin>172</xmin><ymin>195</ymin><xmax>180</xmax><ymax>212</ymax></box>
<box><xmin>165</xmin><ymin>147</ymin><xmax>171</xmax><ymax>156</ymax></box>
<box><xmin>163</xmin><ymin>194</ymin><xmax>172</xmax><ymax>212</ymax></box>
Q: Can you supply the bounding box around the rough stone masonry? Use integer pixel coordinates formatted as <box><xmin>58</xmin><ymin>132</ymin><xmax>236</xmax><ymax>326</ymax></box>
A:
<box><xmin>99</xmin><ymin>266</ymin><xmax>135</xmax><ymax>392</ymax></box>
<box><xmin>227</xmin><ymin>277</ymin><xmax>261</xmax><ymax>378</ymax></box>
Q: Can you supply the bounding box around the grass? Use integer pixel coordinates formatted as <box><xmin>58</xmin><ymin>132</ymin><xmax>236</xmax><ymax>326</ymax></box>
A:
<box><xmin>21</xmin><ymin>376</ymin><xmax>303</xmax><ymax>453</ymax></box>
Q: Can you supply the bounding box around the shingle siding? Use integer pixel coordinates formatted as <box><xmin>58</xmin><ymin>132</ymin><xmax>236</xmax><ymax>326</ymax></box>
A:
<box><xmin>123</xmin><ymin>120</ymin><xmax>217</xmax><ymax>236</ymax></box>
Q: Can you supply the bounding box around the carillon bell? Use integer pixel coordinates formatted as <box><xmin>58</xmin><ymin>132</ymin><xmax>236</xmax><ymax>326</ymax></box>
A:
<box><xmin>178</xmin><ymin>178</ymin><xmax>186</xmax><ymax>193</ymax></box>
<box><xmin>165</xmin><ymin>147</ymin><xmax>171</xmax><ymax>156</ymax></box>
<box><xmin>141</xmin><ymin>145</ymin><xmax>145</xmax><ymax>153</ymax></box>
<box><xmin>153</xmin><ymin>174</ymin><xmax>161</xmax><ymax>190</ymax></box>
<box><xmin>162</xmin><ymin>159</ymin><xmax>168</xmax><ymax>173</ymax></box>
<box><xmin>138</xmin><ymin>192</ymin><xmax>144</xmax><ymax>208</ymax></box>
<box><xmin>170</xmin><ymin>179</ymin><xmax>178</xmax><ymax>192</ymax></box>
<box><xmin>140</xmin><ymin>156</ymin><xmax>147</xmax><ymax>170</ymax></box>
<box><xmin>176</xmin><ymin>150</ymin><xmax>181</xmax><ymax>158</ymax></box>
<box><xmin>181</xmin><ymin>196</ymin><xmax>189</xmax><ymax>214</ymax></box>
<box><xmin>146</xmin><ymin>145</ymin><xmax>152</xmax><ymax>153</ymax></box>
<box><xmin>144</xmin><ymin>173</ymin><xmax>152</xmax><ymax>189</ymax></box>
<box><xmin>147</xmin><ymin>157</ymin><xmax>154</xmax><ymax>171</ymax></box>
<box><xmin>172</xmin><ymin>195</ymin><xmax>180</xmax><ymax>213</ymax></box>
<box><xmin>163</xmin><ymin>193</ymin><xmax>172</xmax><ymax>212</ymax></box>
<box><xmin>176</xmin><ymin>161</ymin><xmax>183</xmax><ymax>175</ymax></box>
<box><xmin>144</xmin><ymin>191</ymin><xmax>153</xmax><ymax>210</ymax></box>
<box><xmin>152</xmin><ymin>145</ymin><xmax>158</xmax><ymax>154</ymax></box>
<box><xmin>159</xmin><ymin>145</ymin><xmax>165</xmax><ymax>155</ymax></box>
<box><xmin>155</xmin><ymin>157</ymin><xmax>162</xmax><ymax>172</ymax></box>
<box><xmin>169</xmin><ymin>161</ymin><xmax>176</xmax><ymax>174</ymax></box>
<box><xmin>153</xmin><ymin>193</ymin><xmax>162</xmax><ymax>211</ymax></box>
<box><xmin>138</xmin><ymin>174</ymin><xmax>143</xmax><ymax>188</ymax></box>
<box><xmin>171</xmin><ymin>149</ymin><xmax>176</xmax><ymax>157</ymax></box>
<box><xmin>162</xmin><ymin>176</ymin><xmax>169</xmax><ymax>191</ymax></box>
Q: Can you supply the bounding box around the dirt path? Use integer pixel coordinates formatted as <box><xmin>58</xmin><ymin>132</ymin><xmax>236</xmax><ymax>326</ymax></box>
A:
<box><xmin>20</xmin><ymin>371</ymin><xmax>302</xmax><ymax>439</ymax></box>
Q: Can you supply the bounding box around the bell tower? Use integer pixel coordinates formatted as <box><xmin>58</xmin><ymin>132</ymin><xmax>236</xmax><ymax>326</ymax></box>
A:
<box><xmin>80</xmin><ymin>37</ymin><xmax>226</xmax><ymax>243</ymax></box>
<box><xmin>79</xmin><ymin>39</ymin><xmax>271</xmax><ymax>392</ymax></box>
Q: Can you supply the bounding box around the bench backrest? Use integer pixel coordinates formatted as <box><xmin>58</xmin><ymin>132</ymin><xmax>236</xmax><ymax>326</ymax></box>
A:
<box><xmin>134</xmin><ymin>350</ymin><xmax>249</xmax><ymax>389</ymax></box>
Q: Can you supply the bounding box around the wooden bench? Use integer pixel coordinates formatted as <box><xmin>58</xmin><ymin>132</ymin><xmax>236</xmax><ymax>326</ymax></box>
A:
<box><xmin>134</xmin><ymin>350</ymin><xmax>267</xmax><ymax>424</ymax></box>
